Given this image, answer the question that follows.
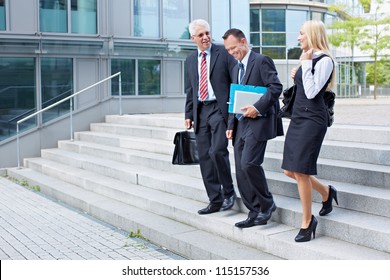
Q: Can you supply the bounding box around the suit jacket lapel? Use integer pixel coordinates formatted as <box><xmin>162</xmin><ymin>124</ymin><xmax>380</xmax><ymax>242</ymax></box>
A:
<box><xmin>189</xmin><ymin>52</ymin><xmax>198</xmax><ymax>80</ymax></box>
<box><xmin>233</xmin><ymin>64</ymin><xmax>239</xmax><ymax>84</ymax></box>
<box><xmin>209</xmin><ymin>44</ymin><xmax>219</xmax><ymax>77</ymax></box>
<box><xmin>243</xmin><ymin>51</ymin><xmax>256</xmax><ymax>85</ymax></box>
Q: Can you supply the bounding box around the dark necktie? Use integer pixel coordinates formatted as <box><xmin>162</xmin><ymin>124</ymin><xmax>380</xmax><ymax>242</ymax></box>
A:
<box><xmin>236</xmin><ymin>62</ymin><xmax>245</xmax><ymax>120</ymax></box>
<box><xmin>239</xmin><ymin>62</ymin><xmax>245</xmax><ymax>84</ymax></box>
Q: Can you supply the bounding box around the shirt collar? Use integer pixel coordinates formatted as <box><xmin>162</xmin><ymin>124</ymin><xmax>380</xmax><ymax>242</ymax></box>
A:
<box><xmin>239</xmin><ymin>50</ymin><xmax>251</xmax><ymax>67</ymax></box>
<box><xmin>198</xmin><ymin>46</ymin><xmax>212</xmax><ymax>57</ymax></box>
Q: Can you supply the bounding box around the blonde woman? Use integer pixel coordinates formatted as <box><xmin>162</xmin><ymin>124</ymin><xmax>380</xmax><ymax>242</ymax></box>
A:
<box><xmin>282</xmin><ymin>20</ymin><xmax>338</xmax><ymax>242</ymax></box>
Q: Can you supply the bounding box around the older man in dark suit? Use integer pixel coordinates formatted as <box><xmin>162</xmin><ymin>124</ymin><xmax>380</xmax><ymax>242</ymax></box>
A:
<box><xmin>223</xmin><ymin>28</ymin><xmax>284</xmax><ymax>228</ymax></box>
<box><xmin>185</xmin><ymin>19</ymin><xmax>237</xmax><ymax>215</ymax></box>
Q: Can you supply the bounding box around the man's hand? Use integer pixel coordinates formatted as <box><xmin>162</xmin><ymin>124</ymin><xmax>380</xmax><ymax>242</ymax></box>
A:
<box><xmin>241</xmin><ymin>105</ymin><xmax>260</xmax><ymax>119</ymax></box>
<box><xmin>185</xmin><ymin>119</ymin><xmax>193</xmax><ymax>129</ymax></box>
<box><xmin>226</xmin><ymin>130</ymin><xmax>233</xmax><ymax>140</ymax></box>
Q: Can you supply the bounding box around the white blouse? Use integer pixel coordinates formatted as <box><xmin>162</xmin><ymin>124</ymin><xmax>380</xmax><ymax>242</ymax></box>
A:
<box><xmin>301</xmin><ymin>51</ymin><xmax>334</xmax><ymax>99</ymax></box>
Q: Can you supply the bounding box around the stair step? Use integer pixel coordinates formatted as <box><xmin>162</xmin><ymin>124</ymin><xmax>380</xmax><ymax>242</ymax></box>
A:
<box><xmin>20</xmin><ymin>155</ymin><xmax>390</xmax><ymax>254</ymax></box>
<box><xmin>7</xmin><ymin>166</ymin><xmax>390</xmax><ymax>259</ymax></box>
<box><xmin>7</xmin><ymin>112</ymin><xmax>390</xmax><ymax>260</ymax></box>
<box><xmin>57</xmin><ymin>138</ymin><xmax>390</xmax><ymax>190</ymax></box>
<box><xmin>6</xmin><ymin>167</ymin><xmax>278</xmax><ymax>260</ymax></box>
<box><xmin>104</xmin><ymin>114</ymin><xmax>390</xmax><ymax>144</ymax></box>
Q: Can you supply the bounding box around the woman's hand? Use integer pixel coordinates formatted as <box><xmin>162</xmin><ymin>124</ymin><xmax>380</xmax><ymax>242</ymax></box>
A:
<box><xmin>300</xmin><ymin>49</ymin><xmax>314</xmax><ymax>61</ymax></box>
<box><xmin>291</xmin><ymin>67</ymin><xmax>297</xmax><ymax>79</ymax></box>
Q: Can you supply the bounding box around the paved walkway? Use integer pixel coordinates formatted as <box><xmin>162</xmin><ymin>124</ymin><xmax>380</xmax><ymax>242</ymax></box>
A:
<box><xmin>0</xmin><ymin>176</ymin><xmax>185</xmax><ymax>260</ymax></box>
<box><xmin>333</xmin><ymin>96</ymin><xmax>390</xmax><ymax>127</ymax></box>
<box><xmin>0</xmin><ymin>96</ymin><xmax>389</xmax><ymax>260</ymax></box>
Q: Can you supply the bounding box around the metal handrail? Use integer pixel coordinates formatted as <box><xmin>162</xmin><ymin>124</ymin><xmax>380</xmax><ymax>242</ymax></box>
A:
<box><xmin>16</xmin><ymin>72</ymin><xmax>122</xmax><ymax>168</ymax></box>
<box><xmin>7</xmin><ymin>88</ymin><xmax>73</xmax><ymax>135</ymax></box>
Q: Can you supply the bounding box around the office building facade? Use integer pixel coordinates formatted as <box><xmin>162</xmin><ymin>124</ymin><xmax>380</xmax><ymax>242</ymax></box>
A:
<box><xmin>0</xmin><ymin>0</ymin><xmax>362</xmax><ymax>167</ymax></box>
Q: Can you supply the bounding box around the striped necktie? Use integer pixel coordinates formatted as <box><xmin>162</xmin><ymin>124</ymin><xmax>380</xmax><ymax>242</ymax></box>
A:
<box><xmin>199</xmin><ymin>52</ymin><xmax>208</xmax><ymax>101</ymax></box>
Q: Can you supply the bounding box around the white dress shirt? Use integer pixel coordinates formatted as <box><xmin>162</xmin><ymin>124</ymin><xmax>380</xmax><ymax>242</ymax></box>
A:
<box><xmin>301</xmin><ymin>51</ymin><xmax>333</xmax><ymax>99</ymax></box>
<box><xmin>198</xmin><ymin>47</ymin><xmax>216</xmax><ymax>101</ymax></box>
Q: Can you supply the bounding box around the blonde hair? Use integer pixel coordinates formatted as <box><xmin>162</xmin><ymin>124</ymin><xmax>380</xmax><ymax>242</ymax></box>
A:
<box><xmin>302</xmin><ymin>20</ymin><xmax>336</xmax><ymax>90</ymax></box>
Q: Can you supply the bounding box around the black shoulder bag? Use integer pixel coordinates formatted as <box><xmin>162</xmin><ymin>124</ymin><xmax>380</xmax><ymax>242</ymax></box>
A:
<box><xmin>278</xmin><ymin>84</ymin><xmax>296</xmax><ymax>119</ymax></box>
<box><xmin>312</xmin><ymin>54</ymin><xmax>336</xmax><ymax>127</ymax></box>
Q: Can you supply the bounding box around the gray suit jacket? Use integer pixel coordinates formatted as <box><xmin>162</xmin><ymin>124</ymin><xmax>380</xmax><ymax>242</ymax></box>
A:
<box><xmin>228</xmin><ymin>51</ymin><xmax>284</xmax><ymax>142</ymax></box>
<box><xmin>185</xmin><ymin>43</ymin><xmax>237</xmax><ymax>133</ymax></box>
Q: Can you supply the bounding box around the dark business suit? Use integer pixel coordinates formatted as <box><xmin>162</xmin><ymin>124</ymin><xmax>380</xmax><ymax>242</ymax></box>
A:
<box><xmin>185</xmin><ymin>43</ymin><xmax>237</xmax><ymax>204</ymax></box>
<box><xmin>228</xmin><ymin>51</ymin><xmax>283</xmax><ymax>218</ymax></box>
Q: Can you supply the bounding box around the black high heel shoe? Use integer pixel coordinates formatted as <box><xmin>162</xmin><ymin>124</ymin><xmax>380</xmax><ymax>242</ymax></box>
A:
<box><xmin>295</xmin><ymin>215</ymin><xmax>318</xmax><ymax>242</ymax></box>
<box><xmin>319</xmin><ymin>185</ymin><xmax>338</xmax><ymax>216</ymax></box>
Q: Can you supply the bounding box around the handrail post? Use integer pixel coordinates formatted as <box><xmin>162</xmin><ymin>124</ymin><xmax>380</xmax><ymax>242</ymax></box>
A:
<box><xmin>16</xmin><ymin>124</ymin><xmax>20</xmax><ymax>169</ymax></box>
<box><xmin>70</xmin><ymin>96</ymin><xmax>74</xmax><ymax>141</ymax></box>
<box><xmin>119</xmin><ymin>73</ymin><xmax>122</xmax><ymax>115</ymax></box>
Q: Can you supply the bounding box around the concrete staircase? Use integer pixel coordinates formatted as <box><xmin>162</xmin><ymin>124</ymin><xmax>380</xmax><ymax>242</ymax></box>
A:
<box><xmin>7</xmin><ymin>113</ymin><xmax>390</xmax><ymax>259</ymax></box>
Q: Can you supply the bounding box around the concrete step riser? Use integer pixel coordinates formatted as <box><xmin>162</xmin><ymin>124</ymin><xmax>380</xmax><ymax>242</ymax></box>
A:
<box><xmin>102</xmin><ymin>115</ymin><xmax>390</xmax><ymax>144</ymax></box>
<box><xmin>88</xmin><ymin>121</ymin><xmax>390</xmax><ymax>168</ymax></box>
<box><xmin>75</xmin><ymin>132</ymin><xmax>174</xmax><ymax>155</ymax></box>
<box><xmin>267</xmin><ymin>178</ymin><xmax>390</xmax><ymax>218</ymax></box>
<box><xmin>90</xmin><ymin>123</ymin><xmax>176</xmax><ymax>140</ymax></box>
<box><xmin>266</xmin><ymin>139</ymin><xmax>390</xmax><ymax>166</ymax></box>
<box><xmin>106</xmin><ymin>115</ymin><xmax>184</xmax><ymax>129</ymax></box>
<box><xmin>21</xmin><ymin>158</ymin><xmax>390</xmax><ymax>254</ymax></box>
<box><xmin>326</xmin><ymin>126</ymin><xmax>390</xmax><ymax>145</ymax></box>
<box><xmin>42</xmin><ymin>146</ymin><xmax>390</xmax><ymax>218</ymax></box>
<box><xmin>76</xmin><ymin>130</ymin><xmax>390</xmax><ymax>167</ymax></box>
<box><xmin>58</xmin><ymin>140</ymin><xmax>390</xmax><ymax>190</ymax></box>
<box><xmin>262</xmin><ymin>157</ymin><xmax>389</xmax><ymax>189</ymax></box>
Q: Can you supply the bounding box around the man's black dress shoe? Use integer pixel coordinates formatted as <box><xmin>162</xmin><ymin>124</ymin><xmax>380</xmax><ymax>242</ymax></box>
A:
<box><xmin>198</xmin><ymin>203</ymin><xmax>222</xmax><ymax>215</ymax></box>
<box><xmin>221</xmin><ymin>193</ymin><xmax>236</xmax><ymax>211</ymax></box>
<box><xmin>235</xmin><ymin>217</ymin><xmax>257</xmax><ymax>228</ymax></box>
<box><xmin>254</xmin><ymin>202</ymin><xmax>277</xmax><ymax>225</ymax></box>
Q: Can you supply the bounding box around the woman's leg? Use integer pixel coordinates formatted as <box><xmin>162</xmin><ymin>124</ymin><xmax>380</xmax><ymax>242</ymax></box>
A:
<box><xmin>294</xmin><ymin>172</ymin><xmax>313</xmax><ymax>228</ymax></box>
<box><xmin>310</xmin><ymin>176</ymin><xmax>329</xmax><ymax>201</ymax></box>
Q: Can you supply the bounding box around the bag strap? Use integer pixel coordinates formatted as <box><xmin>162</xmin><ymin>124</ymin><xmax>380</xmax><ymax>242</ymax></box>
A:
<box><xmin>311</xmin><ymin>54</ymin><xmax>333</xmax><ymax>92</ymax></box>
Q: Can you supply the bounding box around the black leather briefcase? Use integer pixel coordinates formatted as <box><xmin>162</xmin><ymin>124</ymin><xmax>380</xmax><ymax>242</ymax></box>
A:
<box><xmin>172</xmin><ymin>130</ymin><xmax>199</xmax><ymax>165</ymax></box>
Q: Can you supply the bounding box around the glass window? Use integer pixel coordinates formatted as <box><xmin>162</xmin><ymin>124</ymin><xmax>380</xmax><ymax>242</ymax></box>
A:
<box><xmin>134</xmin><ymin>0</ymin><xmax>159</xmax><ymax>37</ymax></box>
<box><xmin>286</xmin><ymin>9</ymin><xmax>307</xmax><ymax>59</ymax></box>
<box><xmin>211</xmin><ymin>0</ymin><xmax>230</xmax><ymax>43</ymax></box>
<box><xmin>40</xmin><ymin>0</ymin><xmax>68</xmax><ymax>33</ymax></box>
<box><xmin>286</xmin><ymin>10</ymin><xmax>307</xmax><ymax>48</ymax></box>
<box><xmin>111</xmin><ymin>59</ymin><xmax>136</xmax><ymax>96</ymax></box>
<box><xmin>262</xmin><ymin>33</ymin><xmax>285</xmax><ymax>46</ymax></box>
<box><xmin>111</xmin><ymin>59</ymin><xmax>160</xmax><ymax>96</ymax></box>
<box><xmin>71</xmin><ymin>0</ymin><xmax>97</xmax><ymax>34</ymax></box>
<box><xmin>262</xmin><ymin>9</ymin><xmax>285</xmax><ymax>32</ymax></box>
<box><xmin>262</xmin><ymin>47</ymin><xmax>285</xmax><ymax>59</ymax></box>
<box><xmin>163</xmin><ymin>0</ymin><xmax>189</xmax><ymax>39</ymax></box>
<box><xmin>0</xmin><ymin>0</ymin><xmax>5</xmax><ymax>31</ymax></box>
<box><xmin>41</xmin><ymin>58</ymin><xmax>73</xmax><ymax>123</ymax></box>
<box><xmin>311</xmin><ymin>12</ymin><xmax>323</xmax><ymax>21</ymax></box>
<box><xmin>230</xmin><ymin>0</ymin><xmax>250</xmax><ymax>37</ymax></box>
<box><xmin>261</xmin><ymin>9</ymin><xmax>285</xmax><ymax>52</ymax></box>
<box><xmin>0</xmin><ymin>57</ymin><xmax>36</xmax><ymax>140</ymax></box>
<box><xmin>250</xmin><ymin>33</ymin><xmax>260</xmax><ymax>47</ymax></box>
<box><xmin>138</xmin><ymin>60</ymin><xmax>160</xmax><ymax>95</ymax></box>
<box><xmin>250</xmin><ymin>9</ymin><xmax>260</xmax><ymax>32</ymax></box>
